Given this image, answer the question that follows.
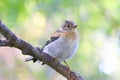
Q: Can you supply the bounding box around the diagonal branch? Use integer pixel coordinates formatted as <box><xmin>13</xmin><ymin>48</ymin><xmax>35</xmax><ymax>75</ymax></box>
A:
<box><xmin>0</xmin><ymin>21</ymin><xmax>83</xmax><ymax>80</ymax></box>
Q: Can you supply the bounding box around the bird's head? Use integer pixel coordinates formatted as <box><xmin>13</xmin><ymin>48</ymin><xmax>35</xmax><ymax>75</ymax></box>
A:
<box><xmin>61</xmin><ymin>20</ymin><xmax>77</xmax><ymax>32</ymax></box>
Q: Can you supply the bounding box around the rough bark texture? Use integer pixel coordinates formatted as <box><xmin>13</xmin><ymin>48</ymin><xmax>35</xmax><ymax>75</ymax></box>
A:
<box><xmin>0</xmin><ymin>21</ymin><xmax>83</xmax><ymax>80</ymax></box>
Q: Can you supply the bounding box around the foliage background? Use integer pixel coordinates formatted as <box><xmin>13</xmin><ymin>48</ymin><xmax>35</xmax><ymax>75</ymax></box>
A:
<box><xmin>0</xmin><ymin>0</ymin><xmax>120</xmax><ymax>80</ymax></box>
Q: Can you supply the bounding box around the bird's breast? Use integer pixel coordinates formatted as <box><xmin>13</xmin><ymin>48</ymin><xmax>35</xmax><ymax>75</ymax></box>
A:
<box><xmin>43</xmin><ymin>35</ymin><xmax>79</xmax><ymax>61</ymax></box>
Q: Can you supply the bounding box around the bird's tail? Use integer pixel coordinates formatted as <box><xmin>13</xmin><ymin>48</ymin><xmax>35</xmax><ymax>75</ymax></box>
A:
<box><xmin>25</xmin><ymin>57</ymin><xmax>38</xmax><ymax>62</ymax></box>
<box><xmin>25</xmin><ymin>47</ymin><xmax>42</xmax><ymax>63</ymax></box>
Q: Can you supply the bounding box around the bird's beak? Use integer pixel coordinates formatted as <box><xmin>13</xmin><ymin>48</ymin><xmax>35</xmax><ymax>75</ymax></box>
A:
<box><xmin>74</xmin><ymin>25</ymin><xmax>77</xmax><ymax>28</ymax></box>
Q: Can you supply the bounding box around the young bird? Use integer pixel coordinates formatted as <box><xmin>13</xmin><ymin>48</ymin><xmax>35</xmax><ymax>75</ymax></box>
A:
<box><xmin>26</xmin><ymin>20</ymin><xmax>79</xmax><ymax>70</ymax></box>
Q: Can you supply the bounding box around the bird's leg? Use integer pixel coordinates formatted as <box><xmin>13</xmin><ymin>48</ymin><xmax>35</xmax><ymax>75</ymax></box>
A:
<box><xmin>64</xmin><ymin>61</ymin><xmax>70</xmax><ymax>74</ymax></box>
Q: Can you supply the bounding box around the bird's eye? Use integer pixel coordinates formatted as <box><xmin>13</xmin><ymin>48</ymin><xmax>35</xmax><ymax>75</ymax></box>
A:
<box><xmin>66</xmin><ymin>25</ymin><xmax>70</xmax><ymax>28</ymax></box>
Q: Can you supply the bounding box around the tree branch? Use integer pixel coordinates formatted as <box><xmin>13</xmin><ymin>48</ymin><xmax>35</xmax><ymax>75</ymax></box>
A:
<box><xmin>0</xmin><ymin>21</ymin><xmax>83</xmax><ymax>80</ymax></box>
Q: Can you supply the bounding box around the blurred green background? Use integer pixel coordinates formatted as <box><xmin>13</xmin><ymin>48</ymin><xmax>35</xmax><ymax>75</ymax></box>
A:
<box><xmin>0</xmin><ymin>0</ymin><xmax>120</xmax><ymax>80</ymax></box>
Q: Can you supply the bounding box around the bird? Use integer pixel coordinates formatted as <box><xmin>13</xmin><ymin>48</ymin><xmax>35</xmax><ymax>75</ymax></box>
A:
<box><xmin>26</xmin><ymin>20</ymin><xmax>79</xmax><ymax>71</ymax></box>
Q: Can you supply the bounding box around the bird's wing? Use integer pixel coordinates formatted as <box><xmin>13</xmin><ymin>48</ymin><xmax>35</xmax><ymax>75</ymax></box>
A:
<box><xmin>43</xmin><ymin>36</ymin><xmax>59</xmax><ymax>47</ymax></box>
<box><xmin>42</xmin><ymin>30</ymin><xmax>62</xmax><ymax>49</ymax></box>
